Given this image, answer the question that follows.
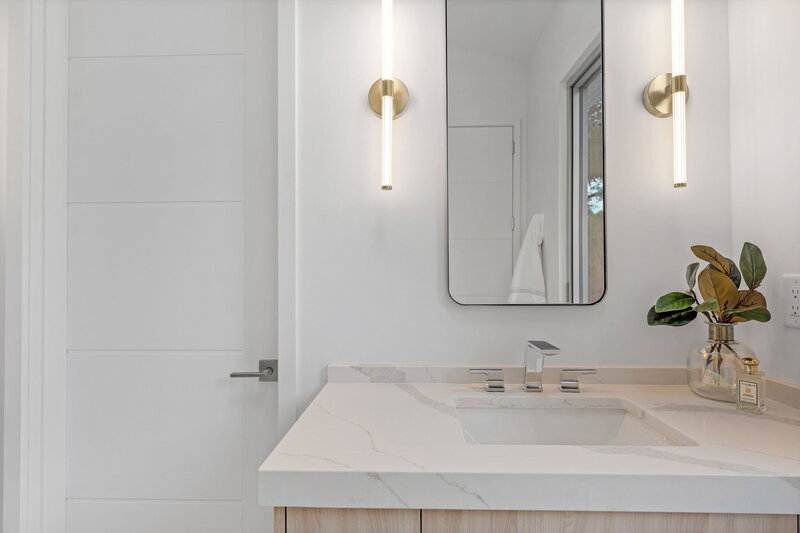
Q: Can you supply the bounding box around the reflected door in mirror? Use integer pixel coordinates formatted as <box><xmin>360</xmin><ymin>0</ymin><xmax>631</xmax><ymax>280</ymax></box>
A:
<box><xmin>448</xmin><ymin>125</ymin><xmax>517</xmax><ymax>304</ymax></box>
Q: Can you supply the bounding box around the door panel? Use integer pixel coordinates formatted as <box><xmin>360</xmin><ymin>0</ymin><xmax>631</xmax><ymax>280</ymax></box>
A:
<box><xmin>67</xmin><ymin>204</ymin><xmax>244</xmax><ymax>351</ymax></box>
<box><xmin>448</xmin><ymin>240</ymin><xmax>513</xmax><ymax>301</ymax></box>
<box><xmin>69</xmin><ymin>0</ymin><xmax>245</xmax><ymax>58</ymax></box>
<box><xmin>64</xmin><ymin>0</ymin><xmax>278</xmax><ymax>531</ymax></box>
<box><xmin>448</xmin><ymin>127</ymin><xmax>513</xmax><ymax>182</ymax></box>
<box><xmin>448</xmin><ymin>182</ymin><xmax>513</xmax><ymax>240</ymax></box>
<box><xmin>68</xmin><ymin>55</ymin><xmax>245</xmax><ymax>203</ymax></box>
<box><xmin>448</xmin><ymin>126</ymin><xmax>514</xmax><ymax>302</ymax></box>
<box><xmin>66</xmin><ymin>501</ymin><xmax>243</xmax><ymax>533</ymax></box>
<box><xmin>66</xmin><ymin>353</ymin><xmax>244</xmax><ymax>500</ymax></box>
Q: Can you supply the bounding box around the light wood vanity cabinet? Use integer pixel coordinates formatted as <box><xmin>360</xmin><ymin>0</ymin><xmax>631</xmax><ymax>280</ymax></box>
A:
<box><xmin>276</xmin><ymin>508</ymin><xmax>420</xmax><ymax>533</ymax></box>
<box><xmin>421</xmin><ymin>510</ymin><xmax>797</xmax><ymax>532</ymax></box>
<box><xmin>275</xmin><ymin>508</ymin><xmax>798</xmax><ymax>533</ymax></box>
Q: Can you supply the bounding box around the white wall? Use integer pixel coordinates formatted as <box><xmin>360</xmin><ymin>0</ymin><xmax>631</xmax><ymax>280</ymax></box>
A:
<box><xmin>524</xmin><ymin>0</ymin><xmax>601</xmax><ymax>301</ymax></box>
<box><xmin>447</xmin><ymin>45</ymin><xmax>527</xmax><ymax>122</ymax></box>
<box><xmin>729</xmin><ymin>0</ymin><xmax>800</xmax><ymax>384</ymax></box>
<box><xmin>295</xmin><ymin>0</ymin><xmax>735</xmax><ymax>409</ymax></box>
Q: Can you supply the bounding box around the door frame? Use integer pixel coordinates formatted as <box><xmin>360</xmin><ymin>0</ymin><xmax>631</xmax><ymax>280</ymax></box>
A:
<box><xmin>2</xmin><ymin>1</ymin><xmax>299</xmax><ymax>531</ymax></box>
<box><xmin>3</xmin><ymin>1</ymin><xmax>68</xmax><ymax>531</ymax></box>
<box><xmin>277</xmin><ymin>0</ymin><xmax>298</xmax><ymax>439</ymax></box>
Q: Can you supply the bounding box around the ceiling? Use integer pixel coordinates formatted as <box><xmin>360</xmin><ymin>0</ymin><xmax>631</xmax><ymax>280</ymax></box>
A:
<box><xmin>447</xmin><ymin>0</ymin><xmax>558</xmax><ymax>62</ymax></box>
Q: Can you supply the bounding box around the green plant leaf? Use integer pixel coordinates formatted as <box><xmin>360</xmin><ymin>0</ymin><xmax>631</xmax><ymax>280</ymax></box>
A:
<box><xmin>655</xmin><ymin>292</ymin><xmax>696</xmax><ymax>313</ymax></box>
<box><xmin>647</xmin><ymin>306</ymin><xmax>698</xmax><ymax>327</ymax></box>
<box><xmin>722</xmin><ymin>306</ymin><xmax>771</xmax><ymax>323</ymax></box>
<box><xmin>740</xmin><ymin>242</ymin><xmax>767</xmax><ymax>290</ymax></box>
<box><xmin>691</xmin><ymin>245</ymin><xmax>730</xmax><ymax>275</ymax></box>
<box><xmin>686</xmin><ymin>262</ymin><xmax>700</xmax><ymax>290</ymax></box>
<box><xmin>729</xmin><ymin>259</ymin><xmax>742</xmax><ymax>288</ymax></box>
<box><xmin>698</xmin><ymin>267</ymin><xmax>739</xmax><ymax>312</ymax></box>
<box><xmin>694</xmin><ymin>297</ymin><xmax>720</xmax><ymax>313</ymax></box>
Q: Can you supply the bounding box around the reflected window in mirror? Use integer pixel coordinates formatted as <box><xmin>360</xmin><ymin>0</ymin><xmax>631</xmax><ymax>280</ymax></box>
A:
<box><xmin>446</xmin><ymin>0</ymin><xmax>605</xmax><ymax>305</ymax></box>
<box><xmin>569</xmin><ymin>53</ymin><xmax>604</xmax><ymax>304</ymax></box>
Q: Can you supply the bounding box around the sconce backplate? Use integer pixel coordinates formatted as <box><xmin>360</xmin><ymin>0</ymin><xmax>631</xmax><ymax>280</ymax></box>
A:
<box><xmin>643</xmin><ymin>73</ymin><xmax>690</xmax><ymax>118</ymax></box>
<box><xmin>368</xmin><ymin>78</ymin><xmax>409</xmax><ymax>119</ymax></box>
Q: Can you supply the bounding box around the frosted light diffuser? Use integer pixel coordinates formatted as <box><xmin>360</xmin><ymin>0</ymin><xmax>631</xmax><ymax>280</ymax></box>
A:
<box><xmin>368</xmin><ymin>0</ymin><xmax>408</xmax><ymax>190</ymax></box>
<box><xmin>671</xmin><ymin>0</ymin><xmax>687</xmax><ymax>187</ymax></box>
<box><xmin>642</xmin><ymin>0</ymin><xmax>690</xmax><ymax>188</ymax></box>
<box><xmin>381</xmin><ymin>0</ymin><xmax>393</xmax><ymax>190</ymax></box>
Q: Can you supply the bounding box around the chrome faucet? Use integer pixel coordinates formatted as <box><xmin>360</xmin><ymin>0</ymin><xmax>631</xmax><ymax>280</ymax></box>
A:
<box><xmin>523</xmin><ymin>340</ymin><xmax>560</xmax><ymax>391</ymax></box>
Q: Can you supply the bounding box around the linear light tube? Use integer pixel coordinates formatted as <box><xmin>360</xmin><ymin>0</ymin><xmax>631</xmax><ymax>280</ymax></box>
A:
<box><xmin>671</xmin><ymin>0</ymin><xmax>687</xmax><ymax>188</ymax></box>
<box><xmin>381</xmin><ymin>0</ymin><xmax>393</xmax><ymax>190</ymax></box>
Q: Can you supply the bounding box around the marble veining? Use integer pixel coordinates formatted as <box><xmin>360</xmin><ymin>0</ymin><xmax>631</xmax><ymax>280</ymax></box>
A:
<box><xmin>312</xmin><ymin>402</ymin><xmax>426</xmax><ymax>471</ymax></box>
<box><xmin>367</xmin><ymin>472</ymin><xmax>410</xmax><ymax>508</ymax></box>
<box><xmin>434</xmin><ymin>474</ymin><xmax>491</xmax><ymax>509</ymax></box>
<box><xmin>396</xmin><ymin>383</ymin><xmax>457</xmax><ymax>418</ymax></box>
<box><xmin>280</xmin><ymin>452</ymin><xmax>355</xmax><ymax>470</ymax></box>
<box><xmin>260</xmin><ymin>371</ymin><xmax>800</xmax><ymax>514</ymax></box>
<box><xmin>353</xmin><ymin>365</ymin><xmax>409</xmax><ymax>383</ymax></box>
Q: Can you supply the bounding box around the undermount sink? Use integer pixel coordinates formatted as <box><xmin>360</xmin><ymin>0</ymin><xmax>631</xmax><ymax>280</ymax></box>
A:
<box><xmin>455</xmin><ymin>397</ymin><xmax>696</xmax><ymax>446</ymax></box>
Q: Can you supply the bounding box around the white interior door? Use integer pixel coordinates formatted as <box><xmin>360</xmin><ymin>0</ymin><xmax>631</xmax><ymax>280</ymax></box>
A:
<box><xmin>448</xmin><ymin>126</ymin><xmax>515</xmax><ymax>304</ymax></box>
<box><xmin>63</xmin><ymin>1</ymin><xmax>279</xmax><ymax>532</ymax></box>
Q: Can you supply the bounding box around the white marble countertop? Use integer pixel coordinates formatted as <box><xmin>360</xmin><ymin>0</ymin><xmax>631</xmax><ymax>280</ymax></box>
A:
<box><xmin>259</xmin><ymin>369</ymin><xmax>800</xmax><ymax>514</ymax></box>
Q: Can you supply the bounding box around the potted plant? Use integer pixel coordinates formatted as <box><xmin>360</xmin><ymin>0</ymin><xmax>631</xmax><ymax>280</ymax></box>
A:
<box><xmin>647</xmin><ymin>242</ymin><xmax>770</xmax><ymax>402</ymax></box>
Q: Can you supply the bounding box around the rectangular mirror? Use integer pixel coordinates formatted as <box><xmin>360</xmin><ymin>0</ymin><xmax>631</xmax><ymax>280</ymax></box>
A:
<box><xmin>447</xmin><ymin>0</ymin><xmax>605</xmax><ymax>305</ymax></box>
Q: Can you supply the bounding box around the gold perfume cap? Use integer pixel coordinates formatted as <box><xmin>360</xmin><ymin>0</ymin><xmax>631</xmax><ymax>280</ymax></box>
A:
<box><xmin>742</xmin><ymin>357</ymin><xmax>760</xmax><ymax>374</ymax></box>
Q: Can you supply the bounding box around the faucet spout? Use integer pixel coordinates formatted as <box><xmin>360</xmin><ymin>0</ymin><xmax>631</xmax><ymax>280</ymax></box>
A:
<box><xmin>524</xmin><ymin>340</ymin><xmax>560</xmax><ymax>392</ymax></box>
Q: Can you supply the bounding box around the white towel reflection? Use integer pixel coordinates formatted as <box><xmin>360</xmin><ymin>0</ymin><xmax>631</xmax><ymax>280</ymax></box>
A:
<box><xmin>508</xmin><ymin>214</ymin><xmax>546</xmax><ymax>304</ymax></box>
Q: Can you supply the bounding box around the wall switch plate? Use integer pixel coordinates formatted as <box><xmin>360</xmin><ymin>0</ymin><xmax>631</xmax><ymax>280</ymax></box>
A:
<box><xmin>784</xmin><ymin>274</ymin><xmax>800</xmax><ymax>329</ymax></box>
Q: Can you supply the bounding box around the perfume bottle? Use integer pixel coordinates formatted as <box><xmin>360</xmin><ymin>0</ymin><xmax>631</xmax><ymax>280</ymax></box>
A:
<box><xmin>736</xmin><ymin>357</ymin><xmax>766</xmax><ymax>414</ymax></box>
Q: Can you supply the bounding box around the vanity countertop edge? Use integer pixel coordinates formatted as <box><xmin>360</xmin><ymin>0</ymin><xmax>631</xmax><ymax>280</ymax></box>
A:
<box><xmin>258</xmin><ymin>365</ymin><xmax>800</xmax><ymax>514</ymax></box>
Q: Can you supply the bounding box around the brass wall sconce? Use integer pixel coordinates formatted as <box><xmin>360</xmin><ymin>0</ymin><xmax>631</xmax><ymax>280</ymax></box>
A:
<box><xmin>368</xmin><ymin>0</ymin><xmax>409</xmax><ymax>191</ymax></box>
<box><xmin>643</xmin><ymin>0</ymin><xmax>689</xmax><ymax>188</ymax></box>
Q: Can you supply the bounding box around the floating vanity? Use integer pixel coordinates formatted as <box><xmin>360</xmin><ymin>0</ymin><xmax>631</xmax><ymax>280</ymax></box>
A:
<box><xmin>260</xmin><ymin>365</ymin><xmax>800</xmax><ymax>533</ymax></box>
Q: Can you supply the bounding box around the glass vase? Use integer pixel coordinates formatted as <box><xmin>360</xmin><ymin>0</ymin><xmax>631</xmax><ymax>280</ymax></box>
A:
<box><xmin>687</xmin><ymin>323</ymin><xmax>754</xmax><ymax>402</ymax></box>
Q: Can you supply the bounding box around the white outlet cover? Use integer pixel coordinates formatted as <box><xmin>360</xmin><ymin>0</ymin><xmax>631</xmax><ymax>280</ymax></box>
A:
<box><xmin>783</xmin><ymin>274</ymin><xmax>800</xmax><ymax>329</ymax></box>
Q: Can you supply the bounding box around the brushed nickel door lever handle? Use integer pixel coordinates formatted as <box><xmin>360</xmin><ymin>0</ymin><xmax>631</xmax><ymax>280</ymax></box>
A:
<box><xmin>230</xmin><ymin>359</ymin><xmax>278</xmax><ymax>382</ymax></box>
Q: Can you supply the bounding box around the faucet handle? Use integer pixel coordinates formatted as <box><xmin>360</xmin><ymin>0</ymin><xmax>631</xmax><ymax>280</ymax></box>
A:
<box><xmin>469</xmin><ymin>368</ymin><xmax>505</xmax><ymax>392</ymax></box>
<box><xmin>559</xmin><ymin>369</ymin><xmax>598</xmax><ymax>393</ymax></box>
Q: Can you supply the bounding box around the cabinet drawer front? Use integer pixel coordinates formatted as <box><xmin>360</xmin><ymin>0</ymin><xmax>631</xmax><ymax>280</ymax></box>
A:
<box><xmin>287</xmin><ymin>508</ymin><xmax>420</xmax><ymax>533</ymax></box>
<box><xmin>421</xmin><ymin>510</ymin><xmax>797</xmax><ymax>533</ymax></box>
